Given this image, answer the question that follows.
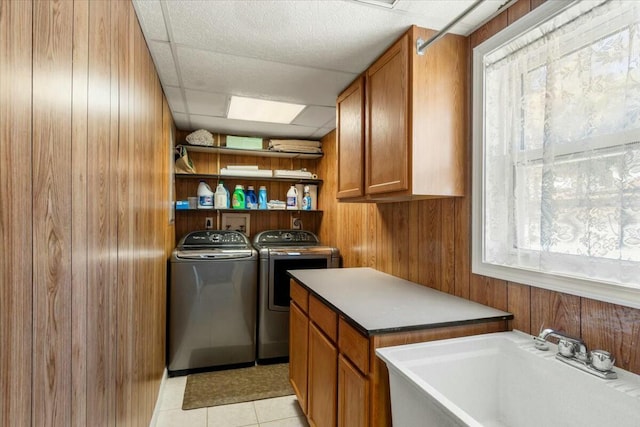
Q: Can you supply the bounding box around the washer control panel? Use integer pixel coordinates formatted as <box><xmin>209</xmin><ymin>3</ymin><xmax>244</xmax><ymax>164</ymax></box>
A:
<box><xmin>253</xmin><ymin>230</ymin><xmax>319</xmax><ymax>246</ymax></box>
<box><xmin>180</xmin><ymin>230</ymin><xmax>249</xmax><ymax>248</ymax></box>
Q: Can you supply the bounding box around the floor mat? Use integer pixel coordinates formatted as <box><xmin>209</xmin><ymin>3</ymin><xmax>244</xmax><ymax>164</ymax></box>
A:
<box><xmin>182</xmin><ymin>363</ymin><xmax>294</xmax><ymax>410</ymax></box>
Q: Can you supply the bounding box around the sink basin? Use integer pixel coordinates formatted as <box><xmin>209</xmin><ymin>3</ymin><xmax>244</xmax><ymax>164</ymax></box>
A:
<box><xmin>376</xmin><ymin>331</ymin><xmax>640</xmax><ymax>427</ymax></box>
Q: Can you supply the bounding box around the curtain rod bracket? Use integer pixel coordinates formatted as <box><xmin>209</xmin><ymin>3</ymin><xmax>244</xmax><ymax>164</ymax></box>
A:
<box><xmin>416</xmin><ymin>0</ymin><xmax>487</xmax><ymax>55</ymax></box>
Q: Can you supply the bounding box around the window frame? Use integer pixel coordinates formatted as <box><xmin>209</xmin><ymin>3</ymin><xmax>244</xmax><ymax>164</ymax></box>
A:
<box><xmin>471</xmin><ymin>0</ymin><xmax>640</xmax><ymax>310</ymax></box>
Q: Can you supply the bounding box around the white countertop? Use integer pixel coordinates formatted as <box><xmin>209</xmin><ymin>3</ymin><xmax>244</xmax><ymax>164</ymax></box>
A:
<box><xmin>288</xmin><ymin>267</ymin><xmax>512</xmax><ymax>335</ymax></box>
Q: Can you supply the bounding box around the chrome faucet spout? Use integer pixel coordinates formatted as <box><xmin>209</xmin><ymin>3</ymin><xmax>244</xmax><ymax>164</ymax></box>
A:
<box><xmin>532</xmin><ymin>327</ymin><xmax>616</xmax><ymax>379</ymax></box>
<box><xmin>536</xmin><ymin>328</ymin><xmax>588</xmax><ymax>356</ymax></box>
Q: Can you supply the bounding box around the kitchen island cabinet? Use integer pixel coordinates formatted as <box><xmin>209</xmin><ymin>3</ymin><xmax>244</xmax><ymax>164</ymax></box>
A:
<box><xmin>288</xmin><ymin>268</ymin><xmax>512</xmax><ymax>426</ymax></box>
<box><xmin>336</xmin><ymin>25</ymin><xmax>467</xmax><ymax>202</ymax></box>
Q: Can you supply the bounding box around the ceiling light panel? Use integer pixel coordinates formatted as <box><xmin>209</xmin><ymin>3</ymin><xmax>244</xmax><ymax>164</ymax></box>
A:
<box><xmin>227</xmin><ymin>96</ymin><xmax>305</xmax><ymax>124</ymax></box>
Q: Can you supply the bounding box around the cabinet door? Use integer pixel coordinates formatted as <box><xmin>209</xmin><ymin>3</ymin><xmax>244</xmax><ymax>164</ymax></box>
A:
<box><xmin>308</xmin><ymin>323</ymin><xmax>337</xmax><ymax>427</ymax></box>
<box><xmin>365</xmin><ymin>34</ymin><xmax>409</xmax><ymax>195</ymax></box>
<box><xmin>337</xmin><ymin>77</ymin><xmax>365</xmax><ymax>199</ymax></box>
<box><xmin>289</xmin><ymin>302</ymin><xmax>309</xmax><ymax>414</ymax></box>
<box><xmin>338</xmin><ymin>355</ymin><xmax>369</xmax><ymax>427</ymax></box>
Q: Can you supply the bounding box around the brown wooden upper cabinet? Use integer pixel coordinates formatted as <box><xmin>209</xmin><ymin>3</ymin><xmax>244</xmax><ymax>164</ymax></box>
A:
<box><xmin>336</xmin><ymin>25</ymin><xmax>467</xmax><ymax>201</ymax></box>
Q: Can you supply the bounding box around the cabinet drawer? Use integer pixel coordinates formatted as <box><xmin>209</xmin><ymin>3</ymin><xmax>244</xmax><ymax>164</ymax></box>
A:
<box><xmin>338</xmin><ymin>317</ymin><xmax>369</xmax><ymax>374</ymax></box>
<box><xmin>309</xmin><ymin>295</ymin><xmax>337</xmax><ymax>342</ymax></box>
<box><xmin>290</xmin><ymin>279</ymin><xmax>309</xmax><ymax>313</ymax></box>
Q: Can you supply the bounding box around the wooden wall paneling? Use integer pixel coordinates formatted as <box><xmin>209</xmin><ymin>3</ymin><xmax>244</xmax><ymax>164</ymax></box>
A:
<box><xmin>469</xmin><ymin>9</ymin><xmax>508</xmax><ymax>48</ymax></box>
<box><xmin>163</xmin><ymin>98</ymin><xmax>176</xmax><ymax>254</ymax></box>
<box><xmin>0</xmin><ymin>1</ymin><xmax>32</xmax><ymax>425</ymax></box>
<box><xmin>469</xmin><ymin>274</ymin><xmax>508</xmax><ymax>311</ymax></box>
<box><xmin>453</xmin><ymin>197</ymin><xmax>470</xmax><ymax>299</ymax></box>
<box><xmin>151</xmin><ymin>52</ymin><xmax>165</xmax><ymax>413</ymax></box>
<box><xmin>418</xmin><ymin>200</ymin><xmax>442</xmax><ymax>290</ymax></box>
<box><xmin>32</xmin><ymin>1</ymin><xmax>74</xmax><ymax>425</ymax></box>
<box><xmin>507</xmin><ymin>0</ymin><xmax>532</xmax><ymax>24</ymax></box>
<box><xmin>440</xmin><ymin>199</ymin><xmax>455</xmax><ymax>294</ymax></box>
<box><xmin>530</xmin><ymin>288</ymin><xmax>581</xmax><ymax>337</ymax></box>
<box><xmin>317</xmin><ymin>131</ymin><xmax>338</xmax><ymax>247</ymax></box>
<box><xmin>142</xmin><ymin>25</ymin><xmax>158</xmax><ymax>420</ymax></box>
<box><xmin>581</xmin><ymin>299</ymin><xmax>640</xmax><ymax>374</ymax></box>
<box><xmin>506</xmin><ymin>282</ymin><xmax>531</xmax><ymax>334</ymax></box>
<box><xmin>364</xmin><ymin>204</ymin><xmax>377</xmax><ymax>268</ymax></box>
<box><xmin>87</xmin><ymin>1</ymin><xmax>117</xmax><ymax>423</ymax></box>
<box><xmin>406</xmin><ymin>201</ymin><xmax>420</xmax><ymax>283</ymax></box>
<box><xmin>116</xmin><ymin>1</ymin><xmax>135</xmax><ymax>423</ymax></box>
<box><xmin>71</xmin><ymin>0</ymin><xmax>89</xmax><ymax>425</ymax></box>
<box><xmin>133</xmin><ymin>15</ymin><xmax>148</xmax><ymax>425</ymax></box>
<box><xmin>375</xmin><ymin>204</ymin><xmax>394</xmax><ymax>273</ymax></box>
<box><xmin>531</xmin><ymin>0</ymin><xmax>546</xmax><ymax>9</ymax></box>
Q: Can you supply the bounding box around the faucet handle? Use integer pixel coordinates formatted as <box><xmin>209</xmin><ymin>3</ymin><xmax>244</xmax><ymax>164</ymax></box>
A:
<box><xmin>533</xmin><ymin>336</ymin><xmax>549</xmax><ymax>351</ymax></box>
<box><xmin>557</xmin><ymin>339</ymin><xmax>576</xmax><ymax>357</ymax></box>
<box><xmin>590</xmin><ymin>350</ymin><xmax>615</xmax><ymax>372</ymax></box>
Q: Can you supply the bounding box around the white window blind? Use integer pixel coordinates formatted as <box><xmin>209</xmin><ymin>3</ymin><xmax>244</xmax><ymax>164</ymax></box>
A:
<box><xmin>472</xmin><ymin>0</ymin><xmax>640</xmax><ymax>308</ymax></box>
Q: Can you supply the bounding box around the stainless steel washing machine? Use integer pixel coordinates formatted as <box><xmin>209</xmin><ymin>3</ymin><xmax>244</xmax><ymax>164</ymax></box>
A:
<box><xmin>168</xmin><ymin>230</ymin><xmax>257</xmax><ymax>375</ymax></box>
<box><xmin>253</xmin><ymin>230</ymin><xmax>340</xmax><ymax>362</ymax></box>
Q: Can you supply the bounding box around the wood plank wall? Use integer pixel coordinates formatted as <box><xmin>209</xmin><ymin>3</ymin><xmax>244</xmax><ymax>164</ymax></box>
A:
<box><xmin>0</xmin><ymin>1</ymin><xmax>174</xmax><ymax>426</ymax></box>
<box><xmin>318</xmin><ymin>0</ymin><xmax>640</xmax><ymax>376</ymax></box>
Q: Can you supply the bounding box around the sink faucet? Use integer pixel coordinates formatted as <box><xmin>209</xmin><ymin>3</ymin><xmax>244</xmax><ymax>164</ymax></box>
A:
<box><xmin>534</xmin><ymin>328</ymin><xmax>589</xmax><ymax>361</ymax></box>
<box><xmin>533</xmin><ymin>328</ymin><xmax>617</xmax><ymax>379</ymax></box>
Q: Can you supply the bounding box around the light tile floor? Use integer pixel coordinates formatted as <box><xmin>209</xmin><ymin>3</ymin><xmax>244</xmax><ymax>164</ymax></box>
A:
<box><xmin>152</xmin><ymin>375</ymin><xmax>309</xmax><ymax>427</ymax></box>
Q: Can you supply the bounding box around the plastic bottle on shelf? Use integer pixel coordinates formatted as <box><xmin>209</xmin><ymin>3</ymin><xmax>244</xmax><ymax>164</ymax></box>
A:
<box><xmin>214</xmin><ymin>182</ymin><xmax>228</xmax><ymax>209</ymax></box>
<box><xmin>246</xmin><ymin>186</ymin><xmax>258</xmax><ymax>209</ymax></box>
<box><xmin>225</xmin><ymin>184</ymin><xmax>230</xmax><ymax>208</ymax></box>
<box><xmin>197</xmin><ymin>181</ymin><xmax>213</xmax><ymax>209</ymax></box>
<box><xmin>232</xmin><ymin>185</ymin><xmax>245</xmax><ymax>209</ymax></box>
<box><xmin>286</xmin><ymin>185</ymin><xmax>298</xmax><ymax>210</ymax></box>
<box><xmin>302</xmin><ymin>185</ymin><xmax>312</xmax><ymax>210</ymax></box>
<box><xmin>258</xmin><ymin>186</ymin><xmax>268</xmax><ymax>210</ymax></box>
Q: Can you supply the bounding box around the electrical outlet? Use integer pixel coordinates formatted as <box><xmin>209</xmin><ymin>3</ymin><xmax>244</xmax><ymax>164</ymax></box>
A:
<box><xmin>205</xmin><ymin>217</ymin><xmax>213</xmax><ymax>229</ymax></box>
<box><xmin>291</xmin><ymin>217</ymin><xmax>302</xmax><ymax>230</ymax></box>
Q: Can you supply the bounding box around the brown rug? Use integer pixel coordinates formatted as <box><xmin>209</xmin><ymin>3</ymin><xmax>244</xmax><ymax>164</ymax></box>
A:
<box><xmin>182</xmin><ymin>363</ymin><xmax>294</xmax><ymax>410</ymax></box>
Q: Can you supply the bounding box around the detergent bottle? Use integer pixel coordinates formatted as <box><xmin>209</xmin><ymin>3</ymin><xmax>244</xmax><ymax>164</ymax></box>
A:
<box><xmin>197</xmin><ymin>181</ymin><xmax>213</xmax><ymax>209</ymax></box>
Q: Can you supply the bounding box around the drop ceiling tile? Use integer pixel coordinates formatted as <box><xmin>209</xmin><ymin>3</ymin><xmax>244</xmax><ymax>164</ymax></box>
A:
<box><xmin>176</xmin><ymin>46</ymin><xmax>356</xmax><ymax>107</ymax></box>
<box><xmin>291</xmin><ymin>106</ymin><xmax>336</xmax><ymax>128</ymax></box>
<box><xmin>132</xmin><ymin>0</ymin><xmax>169</xmax><ymax>41</ymax></box>
<box><xmin>311</xmin><ymin>127</ymin><xmax>335</xmax><ymax>139</ymax></box>
<box><xmin>164</xmin><ymin>86</ymin><xmax>186</xmax><ymax>113</ymax></box>
<box><xmin>184</xmin><ymin>90</ymin><xmax>228</xmax><ymax>117</ymax></box>
<box><xmin>172</xmin><ymin>113</ymin><xmax>191</xmax><ymax>130</ymax></box>
<box><xmin>165</xmin><ymin>0</ymin><xmax>423</xmax><ymax>73</ymax></box>
<box><xmin>395</xmin><ymin>0</ymin><xmax>507</xmax><ymax>35</ymax></box>
<box><xmin>148</xmin><ymin>41</ymin><xmax>179</xmax><ymax>87</ymax></box>
<box><xmin>188</xmin><ymin>115</ymin><xmax>317</xmax><ymax>139</ymax></box>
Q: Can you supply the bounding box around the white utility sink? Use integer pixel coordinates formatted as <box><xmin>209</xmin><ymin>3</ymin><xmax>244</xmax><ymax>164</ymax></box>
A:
<box><xmin>376</xmin><ymin>331</ymin><xmax>640</xmax><ymax>427</ymax></box>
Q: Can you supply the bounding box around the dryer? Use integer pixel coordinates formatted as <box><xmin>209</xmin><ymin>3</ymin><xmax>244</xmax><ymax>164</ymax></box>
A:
<box><xmin>253</xmin><ymin>230</ymin><xmax>340</xmax><ymax>362</ymax></box>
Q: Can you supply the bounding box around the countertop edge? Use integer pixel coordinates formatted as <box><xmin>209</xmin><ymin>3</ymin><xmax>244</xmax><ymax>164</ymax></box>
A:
<box><xmin>288</xmin><ymin>270</ymin><xmax>514</xmax><ymax>337</ymax></box>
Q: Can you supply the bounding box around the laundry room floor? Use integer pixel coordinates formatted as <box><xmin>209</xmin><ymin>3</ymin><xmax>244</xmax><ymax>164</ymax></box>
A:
<box><xmin>152</xmin><ymin>375</ymin><xmax>309</xmax><ymax>427</ymax></box>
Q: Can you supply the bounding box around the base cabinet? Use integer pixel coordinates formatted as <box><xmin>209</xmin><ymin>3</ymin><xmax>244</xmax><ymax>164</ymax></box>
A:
<box><xmin>289</xmin><ymin>302</ymin><xmax>308</xmax><ymax>414</ymax></box>
<box><xmin>289</xmin><ymin>279</ymin><xmax>509</xmax><ymax>426</ymax></box>
<box><xmin>308</xmin><ymin>323</ymin><xmax>338</xmax><ymax>427</ymax></box>
<box><xmin>338</xmin><ymin>355</ymin><xmax>369</xmax><ymax>427</ymax></box>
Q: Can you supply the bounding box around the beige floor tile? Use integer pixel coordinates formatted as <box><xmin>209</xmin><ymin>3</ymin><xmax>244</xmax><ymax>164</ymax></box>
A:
<box><xmin>207</xmin><ymin>401</ymin><xmax>258</xmax><ymax>427</ymax></box>
<box><xmin>253</xmin><ymin>396</ymin><xmax>304</xmax><ymax>424</ymax></box>
<box><xmin>158</xmin><ymin>376</ymin><xmax>188</xmax><ymax>411</ymax></box>
<box><xmin>258</xmin><ymin>416</ymin><xmax>309</xmax><ymax>427</ymax></box>
<box><xmin>156</xmin><ymin>408</ymin><xmax>207</xmax><ymax>427</ymax></box>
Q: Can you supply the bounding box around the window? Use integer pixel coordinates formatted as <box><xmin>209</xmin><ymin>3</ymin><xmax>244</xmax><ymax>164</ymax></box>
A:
<box><xmin>472</xmin><ymin>0</ymin><xmax>640</xmax><ymax>309</ymax></box>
